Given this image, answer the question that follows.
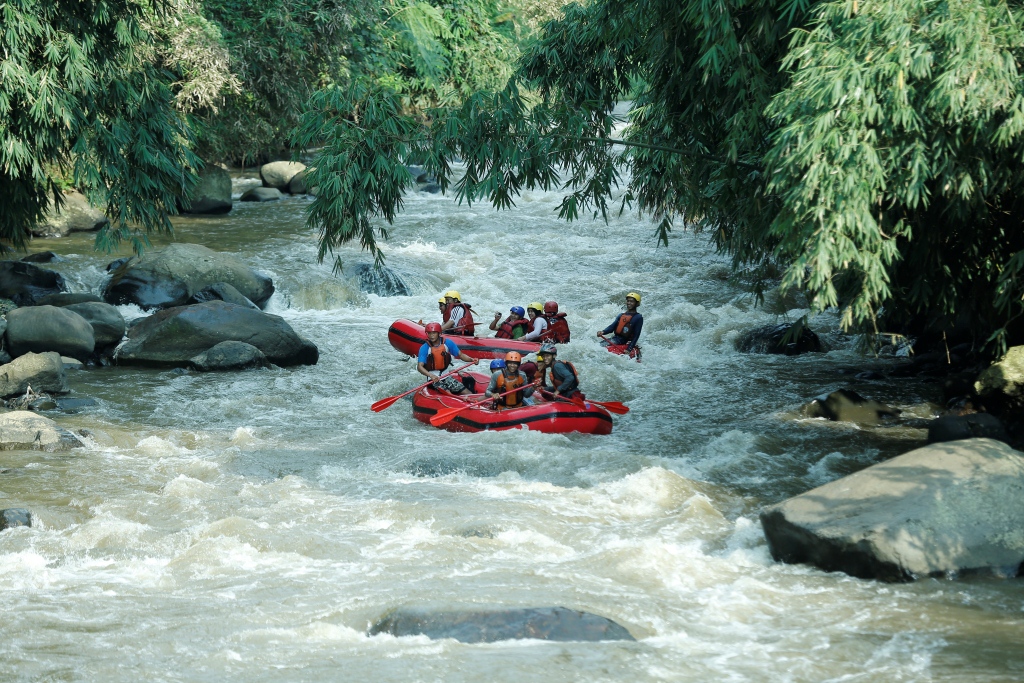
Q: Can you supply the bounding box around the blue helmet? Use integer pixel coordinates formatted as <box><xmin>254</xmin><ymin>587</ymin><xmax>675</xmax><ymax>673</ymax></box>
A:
<box><xmin>510</xmin><ymin>306</ymin><xmax>526</xmax><ymax>318</ymax></box>
<box><xmin>489</xmin><ymin>359</ymin><xmax>506</xmax><ymax>371</ymax></box>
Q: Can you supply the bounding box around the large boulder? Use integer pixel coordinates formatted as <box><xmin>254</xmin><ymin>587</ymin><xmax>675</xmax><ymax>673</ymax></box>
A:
<box><xmin>186</xmin><ymin>282</ymin><xmax>258</xmax><ymax>309</ymax></box>
<box><xmin>800</xmin><ymin>389</ymin><xmax>901</xmax><ymax>424</ymax></box>
<box><xmin>240</xmin><ymin>187</ymin><xmax>282</xmax><ymax>202</ymax></box>
<box><xmin>287</xmin><ymin>170</ymin><xmax>308</xmax><ymax>195</ymax></box>
<box><xmin>760</xmin><ymin>438</ymin><xmax>1024</xmax><ymax>581</ymax></box>
<box><xmin>0</xmin><ymin>262</ymin><xmax>68</xmax><ymax>306</ymax></box>
<box><xmin>0</xmin><ymin>411</ymin><xmax>83</xmax><ymax>451</ymax></box>
<box><xmin>103</xmin><ymin>243</ymin><xmax>274</xmax><ymax>310</ymax></box>
<box><xmin>115</xmin><ymin>301</ymin><xmax>318</xmax><ymax>367</ymax></box>
<box><xmin>368</xmin><ymin>607</ymin><xmax>634</xmax><ymax>643</ymax></box>
<box><xmin>260</xmin><ymin>161</ymin><xmax>306</xmax><ymax>189</ymax></box>
<box><xmin>738</xmin><ymin>322</ymin><xmax>822</xmax><ymax>355</ymax></box>
<box><xmin>180</xmin><ymin>165</ymin><xmax>232</xmax><ymax>214</ymax></box>
<box><xmin>32</xmin><ymin>190</ymin><xmax>108</xmax><ymax>237</ymax></box>
<box><xmin>0</xmin><ymin>352</ymin><xmax>68</xmax><ymax>398</ymax></box>
<box><xmin>975</xmin><ymin>346</ymin><xmax>1024</xmax><ymax>400</ymax></box>
<box><xmin>63</xmin><ymin>302</ymin><xmax>126</xmax><ymax>349</ymax></box>
<box><xmin>189</xmin><ymin>341</ymin><xmax>270</xmax><ymax>371</ymax></box>
<box><xmin>928</xmin><ymin>413</ymin><xmax>1010</xmax><ymax>445</ymax></box>
<box><xmin>345</xmin><ymin>263</ymin><xmax>410</xmax><ymax>297</ymax></box>
<box><xmin>1</xmin><ymin>509</ymin><xmax>32</xmax><ymax>529</ymax></box>
<box><xmin>5</xmin><ymin>306</ymin><xmax>95</xmax><ymax>360</ymax></box>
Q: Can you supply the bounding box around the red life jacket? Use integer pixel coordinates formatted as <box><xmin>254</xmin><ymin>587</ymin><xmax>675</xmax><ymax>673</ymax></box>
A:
<box><xmin>615</xmin><ymin>311</ymin><xmax>638</xmax><ymax>337</ymax></box>
<box><xmin>540</xmin><ymin>313</ymin><xmax>570</xmax><ymax>343</ymax></box>
<box><xmin>494</xmin><ymin>371</ymin><xmax>526</xmax><ymax>408</ymax></box>
<box><xmin>495</xmin><ymin>316</ymin><xmax>531</xmax><ymax>339</ymax></box>
<box><xmin>423</xmin><ymin>341</ymin><xmax>452</xmax><ymax>372</ymax></box>
<box><xmin>443</xmin><ymin>302</ymin><xmax>476</xmax><ymax>336</ymax></box>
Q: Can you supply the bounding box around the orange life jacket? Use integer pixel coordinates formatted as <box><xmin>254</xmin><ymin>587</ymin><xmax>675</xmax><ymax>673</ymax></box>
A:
<box><xmin>424</xmin><ymin>340</ymin><xmax>452</xmax><ymax>372</ymax></box>
<box><xmin>495</xmin><ymin>316</ymin><xmax>531</xmax><ymax>339</ymax></box>
<box><xmin>615</xmin><ymin>311</ymin><xmax>638</xmax><ymax>337</ymax></box>
<box><xmin>540</xmin><ymin>313</ymin><xmax>571</xmax><ymax>343</ymax></box>
<box><xmin>494</xmin><ymin>371</ymin><xmax>526</xmax><ymax>408</ymax></box>
<box><xmin>443</xmin><ymin>302</ymin><xmax>476</xmax><ymax>336</ymax></box>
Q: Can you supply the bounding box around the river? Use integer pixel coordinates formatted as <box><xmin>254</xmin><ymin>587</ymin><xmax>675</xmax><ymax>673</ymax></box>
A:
<box><xmin>0</xmin><ymin>174</ymin><xmax>1022</xmax><ymax>682</ymax></box>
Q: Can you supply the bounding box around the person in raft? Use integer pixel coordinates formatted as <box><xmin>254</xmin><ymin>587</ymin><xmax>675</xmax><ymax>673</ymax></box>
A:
<box><xmin>520</xmin><ymin>302</ymin><xmax>548</xmax><ymax>341</ymax></box>
<box><xmin>417</xmin><ymin>322</ymin><xmax>478</xmax><ymax>394</ymax></box>
<box><xmin>416</xmin><ymin>296</ymin><xmax>447</xmax><ymax>326</ymax></box>
<box><xmin>599</xmin><ymin>292</ymin><xmax>643</xmax><ymax>353</ymax></box>
<box><xmin>440</xmin><ymin>290</ymin><xmax>476</xmax><ymax>336</ymax></box>
<box><xmin>538</xmin><ymin>300</ymin><xmax>571</xmax><ymax>343</ymax></box>
<box><xmin>485</xmin><ymin>352</ymin><xmax>537</xmax><ymax>409</ymax></box>
<box><xmin>490</xmin><ymin>306</ymin><xmax>530</xmax><ymax>339</ymax></box>
<box><xmin>536</xmin><ymin>343</ymin><xmax>583</xmax><ymax>399</ymax></box>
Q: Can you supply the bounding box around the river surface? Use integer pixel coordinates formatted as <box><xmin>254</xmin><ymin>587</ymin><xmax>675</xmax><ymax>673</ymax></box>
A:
<box><xmin>1</xmin><ymin>174</ymin><xmax>1022</xmax><ymax>682</ymax></box>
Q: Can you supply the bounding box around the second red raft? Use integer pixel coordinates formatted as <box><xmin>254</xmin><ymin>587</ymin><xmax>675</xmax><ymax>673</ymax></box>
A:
<box><xmin>389</xmin><ymin>318</ymin><xmax>540</xmax><ymax>360</ymax></box>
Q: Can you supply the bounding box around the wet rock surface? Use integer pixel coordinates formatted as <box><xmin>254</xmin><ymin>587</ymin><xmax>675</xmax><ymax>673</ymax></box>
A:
<box><xmin>36</xmin><ymin>292</ymin><xmax>103</xmax><ymax>307</ymax></box>
<box><xmin>368</xmin><ymin>606</ymin><xmax>635</xmax><ymax>643</ymax></box>
<box><xmin>186</xmin><ymin>282</ymin><xmax>259</xmax><ymax>309</ymax></box>
<box><xmin>346</xmin><ymin>263</ymin><xmax>411</xmax><ymax>297</ymax></box>
<box><xmin>116</xmin><ymin>301</ymin><xmax>318</xmax><ymax>367</ymax></box>
<box><xmin>0</xmin><ymin>262</ymin><xmax>68</xmax><ymax>306</ymax></box>
<box><xmin>103</xmin><ymin>243</ymin><xmax>274</xmax><ymax>310</ymax></box>
<box><xmin>20</xmin><ymin>252</ymin><xmax>61</xmax><ymax>264</ymax></box>
<box><xmin>189</xmin><ymin>341</ymin><xmax>270</xmax><ymax>371</ymax></box>
<box><xmin>801</xmin><ymin>389</ymin><xmax>901</xmax><ymax>424</ymax></box>
<box><xmin>63</xmin><ymin>302</ymin><xmax>126</xmax><ymax>350</ymax></box>
<box><xmin>1</xmin><ymin>508</ymin><xmax>31</xmax><ymax>529</ymax></box>
<box><xmin>240</xmin><ymin>187</ymin><xmax>282</xmax><ymax>202</ymax></box>
<box><xmin>0</xmin><ymin>352</ymin><xmax>69</xmax><ymax>398</ymax></box>
<box><xmin>928</xmin><ymin>413</ymin><xmax>1010</xmax><ymax>445</ymax></box>
<box><xmin>0</xmin><ymin>411</ymin><xmax>83</xmax><ymax>451</ymax></box>
<box><xmin>737</xmin><ymin>322</ymin><xmax>822</xmax><ymax>355</ymax></box>
<box><xmin>33</xmin><ymin>190</ymin><xmax>108</xmax><ymax>237</ymax></box>
<box><xmin>5</xmin><ymin>306</ymin><xmax>95</xmax><ymax>360</ymax></box>
<box><xmin>761</xmin><ymin>438</ymin><xmax>1024</xmax><ymax>581</ymax></box>
<box><xmin>181</xmin><ymin>166</ymin><xmax>232</xmax><ymax>214</ymax></box>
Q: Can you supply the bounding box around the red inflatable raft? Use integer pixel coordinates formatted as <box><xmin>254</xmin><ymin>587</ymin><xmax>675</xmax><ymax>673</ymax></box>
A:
<box><xmin>412</xmin><ymin>372</ymin><xmax>613</xmax><ymax>434</ymax></box>
<box><xmin>603</xmin><ymin>342</ymin><xmax>642</xmax><ymax>362</ymax></box>
<box><xmin>389</xmin><ymin>319</ymin><xmax>541</xmax><ymax>360</ymax></box>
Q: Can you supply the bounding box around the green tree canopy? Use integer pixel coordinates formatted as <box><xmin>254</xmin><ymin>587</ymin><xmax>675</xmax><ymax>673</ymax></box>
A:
<box><xmin>301</xmin><ymin>0</ymin><xmax>1024</xmax><ymax>352</ymax></box>
<box><xmin>1</xmin><ymin>0</ymin><xmax>199</xmax><ymax>253</ymax></box>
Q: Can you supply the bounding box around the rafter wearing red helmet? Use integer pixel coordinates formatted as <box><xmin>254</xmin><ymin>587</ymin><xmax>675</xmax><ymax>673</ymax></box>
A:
<box><xmin>417</xmin><ymin>321</ymin><xmax>478</xmax><ymax>394</ymax></box>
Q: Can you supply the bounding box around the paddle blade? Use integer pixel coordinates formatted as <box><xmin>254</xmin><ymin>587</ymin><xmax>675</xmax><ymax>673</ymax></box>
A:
<box><xmin>429</xmin><ymin>405</ymin><xmax>468</xmax><ymax>427</ymax></box>
<box><xmin>595</xmin><ymin>401</ymin><xmax>630</xmax><ymax>415</ymax></box>
<box><xmin>371</xmin><ymin>394</ymin><xmax>403</xmax><ymax>412</ymax></box>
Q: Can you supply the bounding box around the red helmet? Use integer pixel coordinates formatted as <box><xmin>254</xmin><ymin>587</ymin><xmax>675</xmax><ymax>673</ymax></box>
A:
<box><xmin>504</xmin><ymin>351</ymin><xmax>522</xmax><ymax>363</ymax></box>
<box><xmin>424</xmin><ymin>322</ymin><xmax>442</xmax><ymax>333</ymax></box>
<box><xmin>544</xmin><ymin>301</ymin><xmax>558</xmax><ymax>314</ymax></box>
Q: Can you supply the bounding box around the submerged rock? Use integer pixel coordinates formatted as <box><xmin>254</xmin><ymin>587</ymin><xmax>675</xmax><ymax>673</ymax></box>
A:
<box><xmin>189</xmin><ymin>341</ymin><xmax>270</xmax><ymax>371</ymax></box>
<box><xmin>240</xmin><ymin>187</ymin><xmax>282</xmax><ymax>202</ymax></box>
<box><xmin>0</xmin><ymin>411</ymin><xmax>83</xmax><ymax>451</ymax></box>
<box><xmin>186</xmin><ymin>282</ymin><xmax>259</xmax><ymax>309</ymax></box>
<box><xmin>928</xmin><ymin>413</ymin><xmax>1010</xmax><ymax>445</ymax></box>
<box><xmin>0</xmin><ymin>262</ymin><xmax>68</xmax><ymax>306</ymax></box>
<box><xmin>760</xmin><ymin>438</ymin><xmax>1024</xmax><ymax>581</ymax></box>
<box><xmin>1</xmin><ymin>508</ymin><xmax>31</xmax><ymax>529</ymax></box>
<box><xmin>33</xmin><ymin>190</ymin><xmax>108</xmax><ymax>237</ymax></box>
<box><xmin>369</xmin><ymin>606</ymin><xmax>635</xmax><ymax>643</ymax></box>
<box><xmin>346</xmin><ymin>263</ymin><xmax>411</xmax><ymax>297</ymax></box>
<box><xmin>103</xmin><ymin>243</ymin><xmax>274</xmax><ymax>310</ymax></box>
<box><xmin>20</xmin><ymin>252</ymin><xmax>61</xmax><ymax>264</ymax></box>
<box><xmin>5</xmin><ymin>306</ymin><xmax>95</xmax><ymax>360</ymax></box>
<box><xmin>260</xmin><ymin>161</ymin><xmax>306</xmax><ymax>189</ymax></box>
<box><xmin>801</xmin><ymin>389</ymin><xmax>901</xmax><ymax>424</ymax></box>
<box><xmin>115</xmin><ymin>301</ymin><xmax>317</xmax><ymax>367</ymax></box>
<box><xmin>0</xmin><ymin>352</ymin><xmax>69</xmax><ymax>398</ymax></box>
<box><xmin>180</xmin><ymin>165</ymin><xmax>232</xmax><ymax>214</ymax></box>
<box><xmin>737</xmin><ymin>322</ymin><xmax>821</xmax><ymax>355</ymax></box>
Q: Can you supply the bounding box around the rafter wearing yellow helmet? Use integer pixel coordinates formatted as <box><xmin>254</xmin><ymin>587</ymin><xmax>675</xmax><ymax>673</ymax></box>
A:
<box><xmin>597</xmin><ymin>291</ymin><xmax>645</xmax><ymax>353</ymax></box>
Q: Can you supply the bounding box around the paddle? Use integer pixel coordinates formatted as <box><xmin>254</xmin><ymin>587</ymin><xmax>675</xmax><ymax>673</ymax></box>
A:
<box><xmin>539</xmin><ymin>388</ymin><xmax>630</xmax><ymax>415</ymax></box>
<box><xmin>370</xmin><ymin>362</ymin><xmax>475</xmax><ymax>412</ymax></box>
<box><xmin>429</xmin><ymin>381</ymin><xmax>540</xmax><ymax>427</ymax></box>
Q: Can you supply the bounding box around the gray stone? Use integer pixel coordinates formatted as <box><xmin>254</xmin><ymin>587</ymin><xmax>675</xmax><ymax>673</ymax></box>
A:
<box><xmin>0</xmin><ymin>352</ymin><xmax>68</xmax><ymax>397</ymax></box>
<box><xmin>20</xmin><ymin>252</ymin><xmax>61</xmax><ymax>264</ymax></box>
<box><xmin>240</xmin><ymin>187</ymin><xmax>282</xmax><ymax>202</ymax></box>
<box><xmin>180</xmin><ymin>165</ymin><xmax>232</xmax><ymax>214</ymax></box>
<box><xmin>975</xmin><ymin>346</ymin><xmax>1024</xmax><ymax>398</ymax></box>
<box><xmin>345</xmin><ymin>263</ymin><xmax>410</xmax><ymax>297</ymax></box>
<box><xmin>35</xmin><ymin>292</ymin><xmax>103</xmax><ymax>307</ymax></box>
<box><xmin>928</xmin><ymin>413</ymin><xmax>1010</xmax><ymax>445</ymax></box>
<box><xmin>60</xmin><ymin>356</ymin><xmax>84</xmax><ymax>369</ymax></box>
<box><xmin>0</xmin><ymin>411</ymin><xmax>83</xmax><ymax>451</ymax></box>
<box><xmin>419</xmin><ymin>183</ymin><xmax>442</xmax><ymax>194</ymax></box>
<box><xmin>760</xmin><ymin>438</ymin><xmax>1024</xmax><ymax>581</ymax></box>
<box><xmin>115</xmin><ymin>301</ymin><xmax>318</xmax><ymax>368</ymax></box>
<box><xmin>186</xmin><ymin>282</ymin><xmax>258</xmax><ymax>309</ymax></box>
<box><xmin>369</xmin><ymin>606</ymin><xmax>635</xmax><ymax>643</ymax></box>
<box><xmin>5</xmin><ymin>306</ymin><xmax>95</xmax><ymax>360</ymax></box>
<box><xmin>738</xmin><ymin>322</ymin><xmax>822</xmax><ymax>355</ymax></box>
<box><xmin>63</xmin><ymin>302</ymin><xmax>126</xmax><ymax>349</ymax></box>
<box><xmin>189</xmin><ymin>341</ymin><xmax>270</xmax><ymax>371</ymax></box>
<box><xmin>287</xmin><ymin>170</ymin><xmax>308</xmax><ymax>195</ymax></box>
<box><xmin>1</xmin><ymin>509</ymin><xmax>31</xmax><ymax>529</ymax></box>
<box><xmin>260</xmin><ymin>161</ymin><xmax>306</xmax><ymax>189</ymax></box>
<box><xmin>32</xmin><ymin>190</ymin><xmax>108</xmax><ymax>237</ymax></box>
<box><xmin>54</xmin><ymin>397</ymin><xmax>98</xmax><ymax>413</ymax></box>
<box><xmin>102</xmin><ymin>243</ymin><xmax>274</xmax><ymax>310</ymax></box>
<box><xmin>801</xmin><ymin>389</ymin><xmax>901</xmax><ymax>424</ymax></box>
<box><xmin>0</xmin><ymin>262</ymin><xmax>68</xmax><ymax>306</ymax></box>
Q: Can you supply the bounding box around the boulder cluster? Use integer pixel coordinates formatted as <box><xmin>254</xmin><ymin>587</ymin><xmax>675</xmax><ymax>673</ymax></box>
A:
<box><xmin>178</xmin><ymin>161</ymin><xmax>313</xmax><ymax>213</ymax></box>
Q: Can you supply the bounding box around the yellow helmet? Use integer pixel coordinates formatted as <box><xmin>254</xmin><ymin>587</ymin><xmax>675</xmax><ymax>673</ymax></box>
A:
<box><xmin>626</xmin><ymin>291</ymin><xmax>641</xmax><ymax>304</ymax></box>
<box><xmin>438</xmin><ymin>296</ymin><xmax>446</xmax><ymax>304</ymax></box>
<box><xmin>527</xmin><ymin>301</ymin><xmax>544</xmax><ymax>312</ymax></box>
<box><xmin>445</xmin><ymin>289</ymin><xmax>461</xmax><ymax>301</ymax></box>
